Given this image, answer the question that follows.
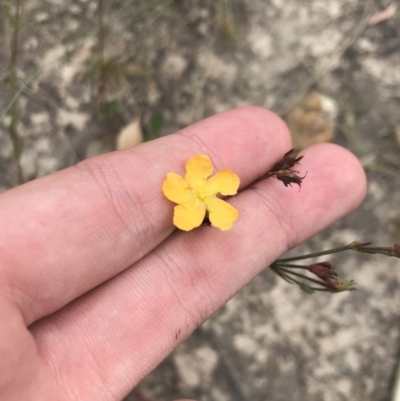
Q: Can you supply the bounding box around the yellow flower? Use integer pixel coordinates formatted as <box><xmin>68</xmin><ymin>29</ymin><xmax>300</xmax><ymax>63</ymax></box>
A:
<box><xmin>162</xmin><ymin>155</ymin><xmax>240</xmax><ymax>231</ymax></box>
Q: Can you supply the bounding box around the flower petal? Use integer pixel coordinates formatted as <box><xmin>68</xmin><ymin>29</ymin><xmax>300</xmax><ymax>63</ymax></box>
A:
<box><xmin>206</xmin><ymin>197</ymin><xmax>239</xmax><ymax>231</ymax></box>
<box><xmin>173</xmin><ymin>202</ymin><xmax>206</xmax><ymax>231</ymax></box>
<box><xmin>185</xmin><ymin>155</ymin><xmax>213</xmax><ymax>190</ymax></box>
<box><xmin>206</xmin><ymin>168</ymin><xmax>240</xmax><ymax>196</ymax></box>
<box><xmin>162</xmin><ymin>173</ymin><xmax>194</xmax><ymax>204</ymax></box>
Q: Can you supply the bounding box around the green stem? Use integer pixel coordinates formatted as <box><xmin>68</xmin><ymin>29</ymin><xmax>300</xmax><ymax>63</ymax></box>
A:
<box><xmin>273</xmin><ymin>263</ymin><xmax>309</xmax><ymax>269</ymax></box>
<box><xmin>274</xmin><ymin>266</ymin><xmax>333</xmax><ymax>289</ymax></box>
<box><xmin>356</xmin><ymin>249</ymin><xmax>400</xmax><ymax>258</ymax></box>
<box><xmin>277</xmin><ymin>242</ymin><xmax>371</xmax><ymax>263</ymax></box>
<box><xmin>273</xmin><ymin>272</ymin><xmax>330</xmax><ymax>292</ymax></box>
<box><xmin>271</xmin><ymin>268</ymin><xmax>296</xmax><ymax>284</ymax></box>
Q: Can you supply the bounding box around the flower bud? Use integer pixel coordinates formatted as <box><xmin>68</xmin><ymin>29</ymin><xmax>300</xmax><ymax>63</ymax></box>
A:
<box><xmin>308</xmin><ymin>261</ymin><xmax>337</xmax><ymax>281</ymax></box>
<box><xmin>332</xmin><ymin>279</ymin><xmax>356</xmax><ymax>292</ymax></box>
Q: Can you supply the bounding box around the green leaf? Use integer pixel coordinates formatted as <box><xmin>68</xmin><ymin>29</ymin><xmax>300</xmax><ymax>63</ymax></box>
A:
<box><xmin>3</xmin><ymin>3</ymin><xmax>17</xmax><ymax>28</ymax></box>
<box><xmin>106</xmin><ymin>99</ymin><xmax>119</xmax><ymax>115</ymax></box>
<box><xmin>300</xmin><ymin>282</ymin><xmax>315</xmax><ymax>294</ymax></box>
<box><xmin>150</xmin><ymin>113</ymin><xmax>164</xmax><ymax>138</ymax></box>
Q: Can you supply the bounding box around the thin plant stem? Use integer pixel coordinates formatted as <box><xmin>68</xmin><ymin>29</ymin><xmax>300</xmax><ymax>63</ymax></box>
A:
<box><xmin>358</xmin><ymin>249</ymin><xmax>395</xmax><ymax>256</ymax></box>
<box><xmin>272</xmin><ymin>268</ymin><xmax>296</xmax><ymax>284</ymax></box>
<box><xmin>273</xmin><ymin>263</ymin><xmax>309</xmax><ymax>269</ymax></box>
<box><xmin>277</xmin><ymin>242</ymin><xmax>371</xmax><ymax>263</ymax></box>
<box><xmin>273</xmin><ymin>270</ymin><xmax>330</xmax><ymax>292</ymax></box>
<box><xmin>96</xmin><ymin>0</ymin><xmax>106</xmax><ymax>109</ymax></box>
<box><xmin>0</xmin><ymin>64</ymin><xmax>46</xmax><ymax>123</ymax></box>
<box><xmin>275</xmin><ymin>266</ymin><xmax>332</xmax><ymax>288</ymax></box>
<box><xmin>8</xmin><ymin>0</ymin><xmax>24</xmax><ymax>184</ymax></box>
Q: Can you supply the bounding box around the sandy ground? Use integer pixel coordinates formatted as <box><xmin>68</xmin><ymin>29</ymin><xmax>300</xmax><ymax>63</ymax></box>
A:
<box><xmin>1</xmin><ymin>1</ymin><xmax>400</xmax><ymax>400</ymax></box>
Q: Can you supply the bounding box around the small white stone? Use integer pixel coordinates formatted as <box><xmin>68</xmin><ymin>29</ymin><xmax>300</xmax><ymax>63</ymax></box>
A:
<box><xmin>69</xmin><ymin>5</ymin><xmax>81</xmax><ymax>14</ymax></box>
<box><xmin>24</xmin><ymin>37</ymin><xmax>39</xmax><ymax>51</ymax></box>
<box><xmin>197</xmin><ymin>51</ymin><xmax>238</xmax><ymax>85</ymax></box>
<box><xmin>57</xmin><ymin>109</ymin><xmax>90</xmax><ymax>131</ymax></box>
<box><xmin>35</xmin><ymin>137</ymin><xmax>51</xmax><ymax>152</ymax></box>
<box><xmin>247</xmin><ymin>27</ymin><xmax>273</xmax><ymax>60</ymax></box>
<box><xmin>358</xmin><ymin>38</ymin><xmax>377</xmax><ymax>53</ymax></box>
<box><xmin>38</xmin><ymin>156</ymin><xmax>58</xmax><ymax>175</ymax></box>
<box><xmin>233</xmin><ymin>334</ymin><xmax>259</xmax><ymax>356</ymax></box>
<box><xmin>35</xmin><ymin>12</ymin><xmax>49</xmax><ymax>22</ymax></box>
<box><xmin>163</xmin><ymin>54</ymin><xmax>188</xmax><ymax>78</ymax></box>
<box><xmin>174</xmin><ymin>346</ymin><xmax>218</xmax><ymax>388</ymax></box>
<box><xmin>31</xmin><ymin>112</ymin><xmax>49</xmax><ymax>126</ymax></box>
<box><xmin>211</xmin><ymin>387</ymin><xmax>230</xmax><ymax>401</ymax></box>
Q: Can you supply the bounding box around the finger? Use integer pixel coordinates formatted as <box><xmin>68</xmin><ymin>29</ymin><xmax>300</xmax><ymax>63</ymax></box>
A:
<box><xmin>31</xmin><ymin>144</ymin><xmax>366</xmax><ymax>400</ymax></box>
<box><xmin>0</xmin><ymin>107</ymin><xmax>291</xmax><ymax>324</ymax></box>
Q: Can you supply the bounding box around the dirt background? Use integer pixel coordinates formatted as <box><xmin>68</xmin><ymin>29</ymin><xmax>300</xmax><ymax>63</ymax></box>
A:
<box><xmin>1</xmin><ymin>1</ymin><xmax>400</xmax><ymax>400</ymax></box>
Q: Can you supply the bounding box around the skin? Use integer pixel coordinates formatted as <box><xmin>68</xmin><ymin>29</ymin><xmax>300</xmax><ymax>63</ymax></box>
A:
<box><xmin>0</xmin><ymin>107</ymin><xmax>366</xmax><ymax>400</ymax></box>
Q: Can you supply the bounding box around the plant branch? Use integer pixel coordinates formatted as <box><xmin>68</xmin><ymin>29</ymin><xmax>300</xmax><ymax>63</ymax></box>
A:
<box><xmin>277</xmin><ymin>242</ymin><xmax>371</xmax><ymax>263</ymax></box>
<box><xmin>273</xmin><ymin>266</ymin><xmax>333</xmax><ymax>288</ymax></box>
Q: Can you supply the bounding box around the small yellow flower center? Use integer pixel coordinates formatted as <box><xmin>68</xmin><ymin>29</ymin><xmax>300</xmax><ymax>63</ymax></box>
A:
<box><xmin>193</xmin><ymin>186</ymin><xmax>214</xmax><ymax>202</ymax></box>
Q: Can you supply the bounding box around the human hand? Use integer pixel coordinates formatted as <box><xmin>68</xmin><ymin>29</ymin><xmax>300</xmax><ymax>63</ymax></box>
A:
<box><xmin>0</xmin><ymin>107</ymin><xmax>366</xmax><ymax>400</ymax></box>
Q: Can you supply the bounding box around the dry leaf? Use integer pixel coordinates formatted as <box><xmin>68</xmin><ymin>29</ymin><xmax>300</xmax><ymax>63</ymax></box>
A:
<box><xmin>284</xmin><ymin>92</ymin><xmax>337</xmax><ymax>149</ymax></box>
<box><xmin>116</xmin><ymin>119</ymin><xmax>143</xmax><ymax>150</ymax></box>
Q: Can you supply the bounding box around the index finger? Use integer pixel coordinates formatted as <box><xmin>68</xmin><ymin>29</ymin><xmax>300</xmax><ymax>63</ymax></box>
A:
<box><xmin>0</xmin><ymin>107</ymin><xmax>291</xmax><ymax>324</ymax></box>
